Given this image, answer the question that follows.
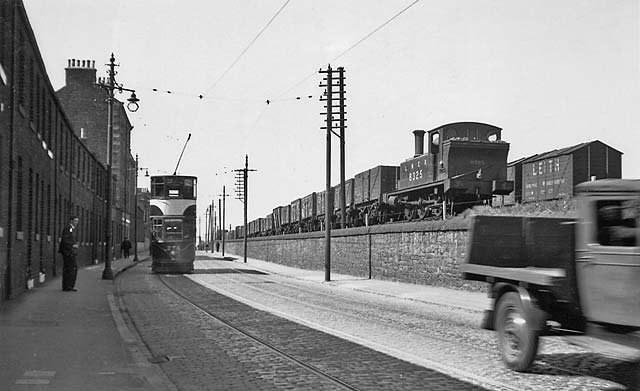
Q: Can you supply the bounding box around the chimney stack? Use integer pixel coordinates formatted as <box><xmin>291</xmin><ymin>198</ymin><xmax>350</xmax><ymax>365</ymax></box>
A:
<box><xmin>413</xmin><ymin>129</ymin><xmax>426</xmax><ymax>157</ymax></box>
<box><xmin>64</xmin><ymin>58</ymin><xmax>97</xmax><ymax>87</ymax></box>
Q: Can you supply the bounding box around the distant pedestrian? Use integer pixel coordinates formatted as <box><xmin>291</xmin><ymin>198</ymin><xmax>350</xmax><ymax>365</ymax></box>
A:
<box><xmin>215</xmin><ymin>241</ymin><xmax>220</xmax><ymax>252</ymax></box>
<box><xmin>59</xmin><ymin>216</ymin><xmax>79</xmax><ymax>292</ymax></box>
<box><xmin>121</xmin><ymin>238</ymin><xmax>132</xmax><ymax>259</ymax></box>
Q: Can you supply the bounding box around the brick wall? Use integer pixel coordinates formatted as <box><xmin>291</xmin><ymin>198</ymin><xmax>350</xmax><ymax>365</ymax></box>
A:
<box><xmin>225</xmin><ymin>220</ymin><xmax>486</xmax><ymax>292</ymax></box>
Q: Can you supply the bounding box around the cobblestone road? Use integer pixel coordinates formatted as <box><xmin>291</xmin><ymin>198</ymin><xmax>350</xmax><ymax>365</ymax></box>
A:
<box><xmin>117</xmin><ymin>263</ymin><xmax>493</xmax><ymax>390</ymax></box>
<box><xmin>116</xmin><ymin>259</ymin><xmax>639</xmax><ymax>390</ymax></box>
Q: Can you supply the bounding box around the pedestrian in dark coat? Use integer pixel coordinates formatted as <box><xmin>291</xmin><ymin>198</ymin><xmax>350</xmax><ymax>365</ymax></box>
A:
<box><xmin>121</xmin><ymin>238</ymin><xmax>132</xmax><ymax>259</ymax></box>
<box><xmin>59</xmin><ymin>216</ymin><xmax>79</xmax><ymax>291</ymax></box>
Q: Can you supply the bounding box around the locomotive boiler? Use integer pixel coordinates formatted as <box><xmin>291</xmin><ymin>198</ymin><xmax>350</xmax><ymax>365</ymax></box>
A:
<box><xmin>385</xmin><ymin>122</ymin><xmax>513</xmax><ymax>219</ymax></box>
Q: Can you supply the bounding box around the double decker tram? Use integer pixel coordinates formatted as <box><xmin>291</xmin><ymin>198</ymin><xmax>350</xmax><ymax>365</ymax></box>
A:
<box><xmin>149</xmin><ymin>175</ymin><xmax>197</xmax><ymax>273</ymax></box>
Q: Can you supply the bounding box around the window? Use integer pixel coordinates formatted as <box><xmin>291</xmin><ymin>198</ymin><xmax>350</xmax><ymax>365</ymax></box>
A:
<box><xmin>151</xmin><ymin>217</ymin><xmax>163</xmax><ymax>239</ymax></box>
<box><xmin>151</xmin><ymin>178</ymin><xmax>164</xmax><ymax>197</ymax></box>
<box><xmin>596</xmin><ymin>199</ymin><xmax>638</xmax><ymax>246</ymax></box>
<box><xmin>164</xmin><ymin>219</ymin><xmax>183</xmax><ymax>241</ymax></box>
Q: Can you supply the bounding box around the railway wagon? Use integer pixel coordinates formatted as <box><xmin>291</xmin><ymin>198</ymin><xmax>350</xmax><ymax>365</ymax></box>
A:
<box><xmin>149</xmin><ymin>175</ymin><xmax>197</xmax><ymax>273</ymax></box>
<box><xmin>272</xmin><ymin>205</ymin><xmax>291</xmax><ymax>234</ymax></box>
<box><xmin>301</xmin><ymin>192</ymin><xmax>317</xmax><ymax>232</ymax></box>
<box><xmin>315</xmin><ymin>189</ymin><xmax>334</xmax><ymax>230</ymax></box>
<box><xmin>290</xmin><ymin>198</ymin><xmax>302</xmax><ymax>233</ymax></box>
<box><xmin>386</xmin><ymin>122</ymin><xmax>513</xmax><ymax>219</ymax></box>
<box><xmin>248</xmin><ymin>219</ymin><xmax>261</xmax><ymax>237</ymax></box>
<box><xmin>352</xmin><ymin>165</ymin><xmax>399</xmax><ymax>225</ymax></box>
<box><xmin>333</xmin><ymin>178</ymin><xmax>355</xmax><ymax>225</ymax></box>
<box><xmin>264</xmin><ymin>213</ymin><xmax>274</xmax><ymax>236</ymax></box>
<box><xmin>234</xmin><ymin>225</ymin><xmax>244</xmax><ymax>239</ymax></box>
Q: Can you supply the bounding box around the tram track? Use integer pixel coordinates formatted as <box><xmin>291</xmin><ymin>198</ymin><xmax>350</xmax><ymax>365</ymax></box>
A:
<box><xmin>207</xmin><ymin>267</ymin><xmax>492</xmax><ymax>354</ymax></box>
<box><xmin>189</xmin><ymin>261</ymin><xmax>631</xmax><ymax>390</ymax></box>
<box><xmin>184</xmin><ymin>268</ymin><xmax>527</xmax><ymax>391</ymax></box>
<box><xmin>156</xmin><ymin>274</ymin><xmax>362</xmax><ymax>391</ymax></box>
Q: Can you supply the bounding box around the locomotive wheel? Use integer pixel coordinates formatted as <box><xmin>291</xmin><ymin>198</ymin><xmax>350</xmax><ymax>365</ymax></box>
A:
<box><xmin>404</xmin><ymin>208</ymin><xmax>415</xmax><ymax>221</ymax></box>
<box><xmin>430</xmin><ymin>205</ymin><xmax>443</xmax><ymax>218</ymax></box>
<box><xmin>495</xmin><ymin>292</ymin><xmax>539</xmax><ymax>372</ymax></box>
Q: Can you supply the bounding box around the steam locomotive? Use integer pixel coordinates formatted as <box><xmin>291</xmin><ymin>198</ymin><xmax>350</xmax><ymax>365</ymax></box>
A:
<box><xmin>238</xmin><ymin>122</ymin><xmax>513</xmax><ymax>237</ymax></box>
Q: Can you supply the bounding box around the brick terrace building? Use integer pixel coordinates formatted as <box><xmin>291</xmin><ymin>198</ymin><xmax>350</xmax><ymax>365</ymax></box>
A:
<box><xmin>56</xmin><ymin>59</ymin><xmax>137</xmax><ymax>255</ymax></box>
<box><xmin>0</xmin><ymin>0</ymin><xmax>147</xmax><ymax>302</ymax></box>
<box><xmin>0</xmin><ymin>0</ymin><xmax>114</xmax><ymax>300</ymax></box>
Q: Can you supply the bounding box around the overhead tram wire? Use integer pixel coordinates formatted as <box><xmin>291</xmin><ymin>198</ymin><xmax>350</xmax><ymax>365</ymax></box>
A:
<box><xmin>132</xmin><ymin>1</ymin><xmax>421</xmax><ymax>106</ymax></box>
<box><xmin>204</xmin><ymin>0</ymin><xmax>292</xmax><ymax>94</ymax></box>
<box><xmin>271</xmin><ymin>0</ymin><xmax>422</xmax><ymax>102</ymax></box>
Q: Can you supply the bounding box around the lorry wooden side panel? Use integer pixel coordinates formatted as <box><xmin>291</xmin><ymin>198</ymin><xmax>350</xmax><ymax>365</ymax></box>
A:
<box><xmin>464</xmin><ymin>215</ymin><xmax>582</xmax><ymax>315</ymax></box>
<box><xmin>465</xmin><ymin>215</ymin><xmax>575</xmax><ymax>269</ymax></box>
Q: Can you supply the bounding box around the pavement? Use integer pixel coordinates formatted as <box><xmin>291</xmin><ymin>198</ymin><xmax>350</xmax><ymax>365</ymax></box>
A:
<box><xmin>196</xmin><ymin>250</ymin><xmax>491</xmax><ymax>313</ymax></box>
<box><xmin>0</xmin><ymin>251</ymin><xmax>175</xmax><ymax>391</ymax></box>
<box><xmin>0</xmin><ymin>249</ymin><xmax>491</xmax><ymax>391</ymax></box>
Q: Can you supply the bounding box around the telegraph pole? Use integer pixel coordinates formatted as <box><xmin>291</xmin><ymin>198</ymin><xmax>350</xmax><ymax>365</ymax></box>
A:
<box><xmin>319</xmin><ymin>64</ymin><xmax>347</xmax><ymax>282</ymax></box>
<box><xmin>219</xmin><ymin>186</ymin><xmax>228</xmax><ymax>256</ymax></box>
<box><xmin>338</xmin><ymin>67</ymin><xmax>347</xmax><ymax>228</ymax></box>
<box><xmin>234</xmin><ymin>155</ymin><xmax>256</xmax><ymax>263</ymax></box>
<box><xmin>210</xmin><ymin>199</ymin><xmax>215</xmax><ymax>253</ymax></box>
<box><xmin>204</xmin><ymin>205</ymin><xmax>209</xmax><ymax>250</ymax></box>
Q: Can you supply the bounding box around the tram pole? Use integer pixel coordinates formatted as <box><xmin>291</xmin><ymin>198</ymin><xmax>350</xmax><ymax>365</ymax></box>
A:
<box><xmin>97</xmin><ymin>54</ymin><xmax>140</xmax><ymax>280</ymax></box>
<box><xmin>218</xmin><ymin>198</ymin><xmax>222</xmax><ymax>253</ymax></box>
<box><xmin>133</xmin><ymin>154</ymin><xmax>139</xmax><ymax>262</ymax></box>
<box><xmin>102</xmin><ymin>56</ymin><xmax>116</xmax><ymax>280</ymax></box>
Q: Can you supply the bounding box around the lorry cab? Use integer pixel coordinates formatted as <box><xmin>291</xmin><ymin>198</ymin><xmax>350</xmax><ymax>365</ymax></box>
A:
<box><xmin>575</xmin><ymin>179</ymin><xmax>640</xmax><ymax>329</ymax></box>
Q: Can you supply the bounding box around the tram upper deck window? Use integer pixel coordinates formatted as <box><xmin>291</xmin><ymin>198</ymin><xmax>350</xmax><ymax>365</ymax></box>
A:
<box><xmin>151</xmin><ymin>176</ymin><xmax>197</xmax><ymax>198</ymax></box>
<box><xmin>151</xmin><ymin>178</ymin><xmax>165</xmax><ymax>197</ymax></box>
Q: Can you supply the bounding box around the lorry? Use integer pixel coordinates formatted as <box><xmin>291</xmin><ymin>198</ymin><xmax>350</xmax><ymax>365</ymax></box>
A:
<box><xmin>461</xmin><ymin>178</ymin><xmax>640</xmax><ymax>372</ymax></box>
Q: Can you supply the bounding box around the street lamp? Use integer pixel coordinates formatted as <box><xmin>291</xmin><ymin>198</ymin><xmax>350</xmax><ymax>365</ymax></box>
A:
<box><xmin>98</xmin><ymin>53</ymin><xmax>140</xmax><ymax>280</ymax></box>
<box><xmin>133</xmin><ymin>153</ymin><xmax>149</xmax><ymax>262</ymax></box>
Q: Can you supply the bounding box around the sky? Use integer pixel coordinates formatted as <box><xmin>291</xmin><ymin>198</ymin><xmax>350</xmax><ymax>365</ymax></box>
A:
<box><xmin>24</xmin><ymin>0</ymin><xmax>640</xmax><ymax>233</ymax></box>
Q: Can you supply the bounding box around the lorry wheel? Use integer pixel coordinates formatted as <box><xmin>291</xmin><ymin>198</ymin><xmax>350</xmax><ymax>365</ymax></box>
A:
<box><xmin>496</xmin><ymin>292</ymin><xmax>540</xmax><ymax>372</ymax></box>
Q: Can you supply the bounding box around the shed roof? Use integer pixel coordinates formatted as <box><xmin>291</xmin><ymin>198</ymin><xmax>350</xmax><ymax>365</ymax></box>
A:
<box><xmin>517</xmin><ymin>140</ymin><xmax>623</xmax><ymax>165</ymax></box>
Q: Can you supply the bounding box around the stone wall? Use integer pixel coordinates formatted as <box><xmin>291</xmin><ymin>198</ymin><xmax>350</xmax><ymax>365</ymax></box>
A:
<box><xmin>225</xmin><ymin>219</ymin><xmax>486</xmax><ymax>292</ymax></box>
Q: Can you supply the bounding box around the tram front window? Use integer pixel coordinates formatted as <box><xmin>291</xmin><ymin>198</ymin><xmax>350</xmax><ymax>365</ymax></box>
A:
<box><xmin>164</xmin><ymin>219</ymin><xmax>184</xmax><ymax>241</ymax></box>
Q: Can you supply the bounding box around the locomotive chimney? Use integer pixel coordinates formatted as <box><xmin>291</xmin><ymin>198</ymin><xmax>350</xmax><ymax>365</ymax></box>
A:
<box><xmin>413</xmin><ymin>129</ymin><xmax>426</xmax><ymax>157</ymax></box>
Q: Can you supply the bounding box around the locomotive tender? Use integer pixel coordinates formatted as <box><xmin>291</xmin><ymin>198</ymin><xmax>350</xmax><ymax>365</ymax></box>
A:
<box><xmin>240</xmin><ymin>122</ymin><xmax>513</xmax><ymax>237</ymax></box>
